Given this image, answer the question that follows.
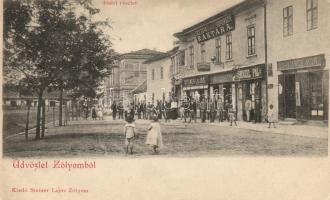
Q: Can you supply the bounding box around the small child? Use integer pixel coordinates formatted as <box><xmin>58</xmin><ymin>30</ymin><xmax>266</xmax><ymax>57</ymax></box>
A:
<box><xmin>146</xmin><ymin>114</ymin><xmax>163</xmax><ymax>154</ymax></box>
<box><xmin>228</xmin><ymin>106</ymin><xmax>237</xmax><ymax>126</ymax></box>
<box><xmin>97</xmin><ymin>107</ymin><xmax>104</xmax><ymax>120</ymax></box>
<box><xmin>124</xmin><ymin>117</ymin><xmax>137</xmax><ymax>154</ymax></box>
<box><xmin>267</xmin><ymin>104</ymin><xmax>276</xmax><ymax>128</ymax></box>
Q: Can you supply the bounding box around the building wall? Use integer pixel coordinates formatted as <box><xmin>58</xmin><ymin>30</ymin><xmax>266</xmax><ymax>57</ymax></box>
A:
<box><xmin>267</xmin><ymin>0</ymin><xmax>330</xmax><ymax>120</ymax></box>
<box><xmin>178</xmin><ymin>4</ymin><xmax>266</xmax><ymax>78</ymax></box>
<box><xmin>177</xmin><ymin>3</ymin><xmax>268</xmax><ymax>121</ymax></box>
<box><xmin>146</xmin><ymin>58</ymin><xmax>172</xmax><ymax>104</ymax></box>
<box><xmin>118</xmin><ymin>58</ymin><xmax>148</xmax><ymax>106</ymax></box>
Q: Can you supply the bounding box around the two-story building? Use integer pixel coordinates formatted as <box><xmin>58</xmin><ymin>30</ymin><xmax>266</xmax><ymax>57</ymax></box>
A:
<box><xmin>144</xmin><ymin>47</ymin><xmax>179</xmax><ymax>104</ymax></box>
<box><xmin>106</xmin><ymin>49</ymin><xmax>163</xmax><ymax>107</ymax></box>
<box><xmin>267</xmin><ymin>0</ymin><xmax>329</xmax><ymax>123</ymax></box>
<box><xmin>174</xmin><ymin>0</ymin><xmax>267</xmax><ymax>122</ymax></box>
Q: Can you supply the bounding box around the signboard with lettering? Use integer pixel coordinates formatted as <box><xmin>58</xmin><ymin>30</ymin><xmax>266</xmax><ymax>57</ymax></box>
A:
<box><xmin>197</xmin><ymin>62</ymin><xmax>211</xmax><ymax>71</ymax></box>
<box><xmin>277</xmin><ymin>54</ymin><xmax>325</xmax><ymax>71</ymax></box>
<box><xmin>238</xmin><ymin>65</ymin><xmax>264</xmax><ymax>81</ymax></box>
<box><xmin>210</xmin><ymin>64</ymin><xmax>265</xmax><ymax>84</ymax></box>
<box><xmin>195</xmin><ymin>15</ymin><xmax>235</xmax><ymax>43</ymax></box>
<box><xmin>183</xmin><ymin>75</ymin><xmax>209</xmax><ymax>87</ymax></box>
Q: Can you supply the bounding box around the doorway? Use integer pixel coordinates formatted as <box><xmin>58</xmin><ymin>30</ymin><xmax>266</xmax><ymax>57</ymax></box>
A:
<box><xmin>284</xmin><ymin>74</ymin><xmax>296</xmax><ymax>118</ymax></box>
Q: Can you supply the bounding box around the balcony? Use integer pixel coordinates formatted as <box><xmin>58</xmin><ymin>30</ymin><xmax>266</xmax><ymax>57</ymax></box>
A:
<box><xmin>197</xmin><ymin>62</ymin><xmax>211</xmax><ymax>71</ymax></box>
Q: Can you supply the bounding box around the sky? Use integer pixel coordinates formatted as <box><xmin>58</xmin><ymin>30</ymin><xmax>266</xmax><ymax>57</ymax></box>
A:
<box><xmin>91</xmin><ymin>0</ymin><xmax>244</xmax><ymax>53</ymax></box>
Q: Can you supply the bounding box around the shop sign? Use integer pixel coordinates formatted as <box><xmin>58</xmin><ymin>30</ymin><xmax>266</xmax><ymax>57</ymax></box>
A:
<box><xmin>195</xmin><ymin>15</ymin><xmax>235</xmax><ymax>43</ymax></box>
<box><xmin>210</xmin><ymin>65</ymin><xmax>264</xmax><ymax>84</ymax></box>
<box><xmin>278</xmin><ymin>54</ymin><xmax>325</xmax><ymax>71</ymax></box>
<box><xmin>197</xmin><ymin>62</ymin><xmax>211</xmax><ymax>71</ymax></box>
<box><xmin>210</xmin><ymin>72</ymin><xmax>233</xmax><ymax>84</ymax></box>
<box><xmin>238</xmin><ymin>65</ymin><xmax>264</xmax><ymax>80</ymax></box>
<box><xmin>183</xmin><ymin>76</ymin><xmax>209</xmax><ymax>87</ymax></box>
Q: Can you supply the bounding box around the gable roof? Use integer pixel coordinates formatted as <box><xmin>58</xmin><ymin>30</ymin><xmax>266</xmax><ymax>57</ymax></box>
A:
<box><xmin>120</xmin><ymin>49</ymin><xmax>164</xmax><ymax>60</ymax></box>
<box><xmin>143</xmin><ymin>46</ymin><xmax>179</xmax><ymax>64</ymax></box>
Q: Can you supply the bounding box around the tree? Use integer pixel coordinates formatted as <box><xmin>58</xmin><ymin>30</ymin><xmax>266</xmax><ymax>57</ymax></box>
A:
<box><xmin>3</xmin><ymin>0</ymin><xmax>115</xmax><ymax>139</ymax></box>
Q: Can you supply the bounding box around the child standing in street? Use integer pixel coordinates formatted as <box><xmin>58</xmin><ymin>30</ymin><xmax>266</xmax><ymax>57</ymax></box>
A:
<box><xmin>267</xmin><ymin>104</ymin><xmax>276</xmax><ymax>128</ymax></box>
<box><xmin>228</xmin><ymin>105</ymin><xmax>237</xmax><ymax>126</ymax></box>
<box><xmin>124</xmin><ymin>117</ymin><xmax>137</xmax><ymax>154</ymax></box>
<box><xmin>146</xmin><ymin>115</ymin><xmax>163</xmax><ymax>154</ymax></box>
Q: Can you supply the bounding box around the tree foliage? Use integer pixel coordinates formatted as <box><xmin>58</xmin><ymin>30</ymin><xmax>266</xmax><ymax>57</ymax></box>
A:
<box><xmin>3</xmin><ymin>0</ymin><xmax>115</xmax><ymax>138</ymax></box>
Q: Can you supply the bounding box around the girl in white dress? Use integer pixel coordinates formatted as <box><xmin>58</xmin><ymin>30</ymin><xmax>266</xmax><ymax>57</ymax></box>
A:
<box><xmin>124</xmin><ymin>117</ymin><xmax>137</xmax><ymax>154</ymax></box>
<box><xmin>267</xmin><ymin>104</ymin><xmax>276</xmax><ymax>128</ymax></box>
<box><xmin>146</xmin><ymin>115</ymin><xmax>163</xmax><ymax>154</ymax></box>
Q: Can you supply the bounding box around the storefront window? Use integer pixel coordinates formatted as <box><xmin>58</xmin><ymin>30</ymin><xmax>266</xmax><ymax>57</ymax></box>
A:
<box><xmin>223</xmin><ymin>83</ymin><xmax>232</xmax><ymax>105</ymax></box>
<box><xmin>310</xmin><ymin>71</ymin><xmax>323</xmax><ymax>119</ymax></box>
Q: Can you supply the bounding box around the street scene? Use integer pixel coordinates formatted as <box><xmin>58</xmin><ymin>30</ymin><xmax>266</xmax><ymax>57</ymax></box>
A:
<box><xmin>4</xmin><ymin>117</ymin><xmax>328</xmax><ymax>157</ymax></box>
<box><xmin>3</xmin><ymin>0</ymin><xmax>329</xmax><ymax>157</ymax></box>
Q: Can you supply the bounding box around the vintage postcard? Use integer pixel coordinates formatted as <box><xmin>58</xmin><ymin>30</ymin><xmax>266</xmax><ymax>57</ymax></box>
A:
<box><xmin>1</xmin><ymin>0</ymin><xmax>330</xmax><ymax>200</ymax></box>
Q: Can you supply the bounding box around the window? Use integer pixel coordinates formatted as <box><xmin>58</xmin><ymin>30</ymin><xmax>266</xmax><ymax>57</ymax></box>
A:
<box><xmin>215</xmin><ymin>38</ymin><xmax>221</xmax><ymax>63</ymax></box>
<box><xmin>247</xmin><ymin>26</ymin><xmax>256</xmax><ymax>55</ymax></box>
<box><xmin>283</xmin><ymin>6</ymin><xmax>293</xmax><ymax>36</ymax></box>
<box><xmin>176</xmin><ymin>54</ymin><xmax>180</xmax><ymax>73</ymax></box>
<box><xmin>134</xmin><ymin>71</ymin><xmax>139</xmax><ymax>77</ymax></box>
<box><xmin>189</xmin><ymin>46</ymin><xmax>194</xmax><ymax>67</ymax></box>
<box><xmin>307</xmin><ymin>0</ymin><xmax>318</xmax><ymax>30</ymax></box>
<box><xmin>200</xmin><ymin>43</ymin><xmax>205</xmax><ymax>63</ymax></box>
<box><xmin>178</xmin><ymin>51</ymin><xmax>185</xmax><ymax>66</ymax></box>
<box><xmin>151</xmin><ymin>69</ymin><xmax>155</xmax><ymax>80</ymax></box>
<box><xmin>160</xmin><ymin>67</ymin><xmax>163</xmax><ymax>79</ymax></box>
<box><xmin>170</xmin><ymin>56</ymin><xmax>175</xmax><ymax>75</ymax></box>
<box><xmin>226</xmin><ymin>33</ymin><xmax>232</xmax><ymax>60</ymax></box>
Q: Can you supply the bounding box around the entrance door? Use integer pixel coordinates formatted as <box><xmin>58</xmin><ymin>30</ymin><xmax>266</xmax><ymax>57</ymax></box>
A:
<box><xmin>284</xmin><ymin>74</ymin><xmax>296</xmax><ymax>118</ymax></box>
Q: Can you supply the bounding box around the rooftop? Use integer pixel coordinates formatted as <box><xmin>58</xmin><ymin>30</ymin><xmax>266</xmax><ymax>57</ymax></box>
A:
<box><xmin>143</xmin><ymin>46</ymin><xmax>179</xmax><ymax>64</ymax></box>
<box><xmin>120</xmin><ymin>49</ymin><xmax>164</xmax><ymax>60</ymax></box>
<box><xmin>174</xmin><ymin>0</ymin><xmax>264</xmax><ymax>39</ymax></box>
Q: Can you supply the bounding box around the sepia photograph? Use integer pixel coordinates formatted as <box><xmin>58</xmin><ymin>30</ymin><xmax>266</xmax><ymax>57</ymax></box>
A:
<box><xmin>1</xmin><ymin>0</ymin><xmax>330</xmax><ymax>199</ymax></box>
<box><xmin>2</xmin><ymin>0</ymin><xmax>328</xmax><ymax>158</ymax></box>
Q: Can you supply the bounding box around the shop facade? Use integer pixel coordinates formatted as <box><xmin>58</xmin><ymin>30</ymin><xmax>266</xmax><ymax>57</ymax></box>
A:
<box><xmin>266</xmin><ymin>0</ymin><xmax>330</xmax><ymax>123</ymax></box>
<box><xmin>209</xmin><ymin>64</ymin><xmax>267</xmax><ymax>121</ymax></box>
<box><xmin>180</xmin><ymin>64</ymin><xmax>267</xmax><ymax>122</ymax></box>
<box><xmin>173</xmin><ymin>0</ymin><xmax>267</xmax><ymax>121</ymax></box>
<box><xmin>277</xmin><ymin>54</ymin><xmax>328</xmax><ymax>121</ymax></box>
<box><xmin>182</xmin><ymin>75</ymin><xmax>209</xmax><ymax>102</ymax></box>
